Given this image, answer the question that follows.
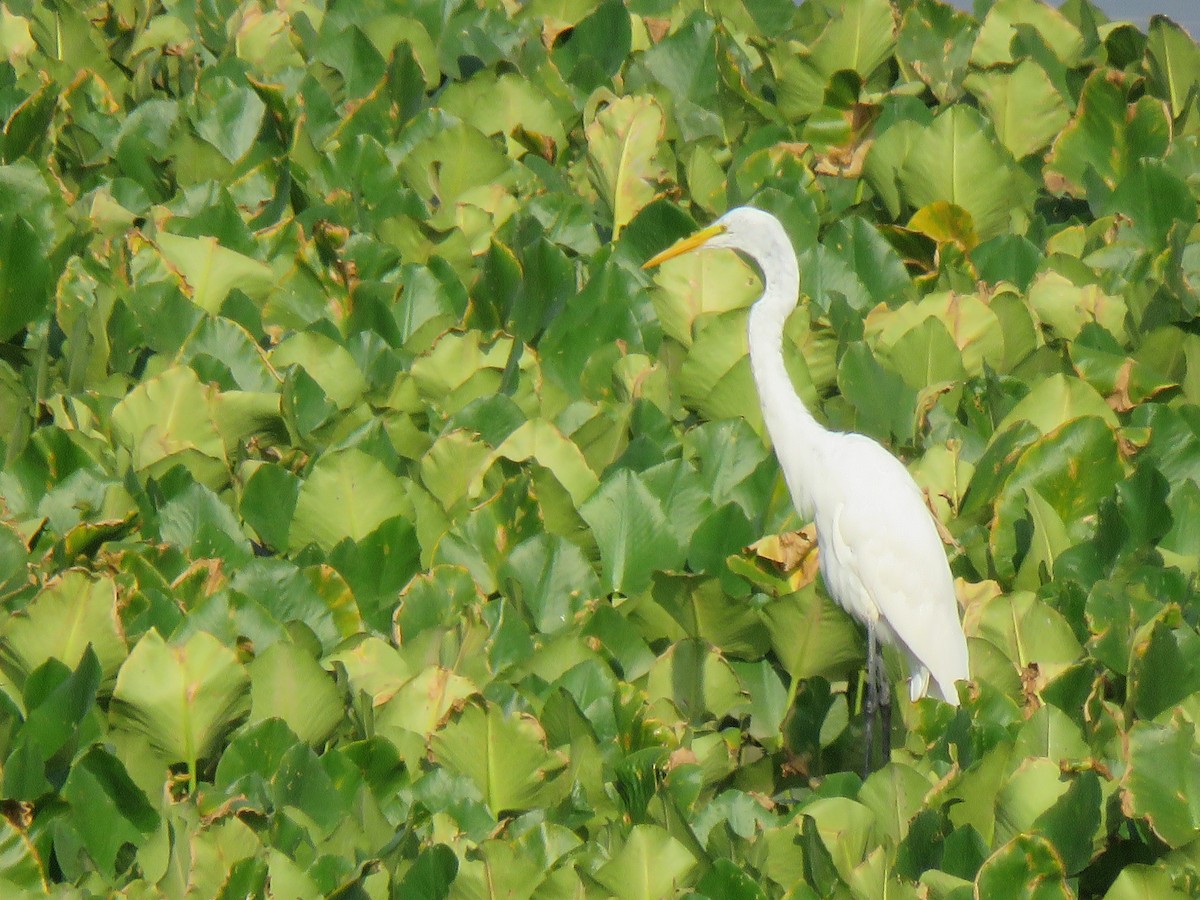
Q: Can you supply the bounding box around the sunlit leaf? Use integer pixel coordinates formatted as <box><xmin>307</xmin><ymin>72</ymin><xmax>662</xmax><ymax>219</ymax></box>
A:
<box><xmin>585</xmin><ymin>95</ymin><xmax>667</xmax><ymax>238</ymax></box>
<box><xmin>593</xmin><ymin>824</ymin><xmax>697</xmax><ymax>900</ymax></box>
<box><xmin>0</xmin><ymin>571</ymin><xmax>126</xmax><ymax>685</ymax></box>
<box><xmin>430</xmin><ymin>700</ymin><xmax>568</xmax><ymax>815</ymax></box>
<box><xmin>1123</xmin><ymin>716</ymin><xmax>1200</xmax><ymax>848</ymax></box>
<box><xmin>899</xmin><ymin>105</ymin><xmax>1026</xmax><ymax>242</ymax></box>
<box><xmin>110</xmin><ymin>630</ymin><xmax>250</xmax><ymax>784</ymax></box>
<box><xmin>289</xmin><ymin>449</ymin><xmax>410</xmax><ymax>552</ymax></box>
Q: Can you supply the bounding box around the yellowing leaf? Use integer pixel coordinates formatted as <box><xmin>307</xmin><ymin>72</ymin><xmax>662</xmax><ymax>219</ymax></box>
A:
<box><xmin>995</xmin><ymin>373</ymin><xmax>1119</xmax><ymax>435</ymax></box>
<box><xmin>1028</xmin><ymin>270</ymin><xmax>1127</xmax><ymax>341</ymax></box>
<box><xmin>374</xmin><ymin>666</ymin><xmax>477</xmax><ymax>745</ymax></box>
<box><xmin>111</xmin><ymin>365</ymin><xmax>227</xmax><ymax>485</ymax></box>
<box><xmin>483</xmin><ymin>418</ymin><xmax>600</xmax><ymax>507</ymax></box>
<box><xmin>289</xmin><ymin>449</ymin><xmax>411</xmax><ymax>552</ymax></box>
<box><xmin>594</xmin><ymin>824</ymin><xmax>696</xmax><ymax>900</ymax></box>
<box><xmin>585</xmin><ymin>95</ymin><xmax>667</xmax><ymax>237</ymax></box>
<box><xmin>866</xmin><ymin>291</ymin><xmax>1005</xmax><ymax>377</ymax></box>
<box><xmin>157</xmin><ymin>232</ymin><xmax>274</xmax><ymax>314</ymax></box>
<box><xmin>110</xmin><ymin>630</ymin><xmax>250</xmax><ymax>779</ymax></box>
<box><xmin>0</xmin><ymin>571</ymin><xmax>126</xmax><ymax>684</ymax></box>
<box><xmin>430</xmin><ymin>700</ymin><xmax>568</xmax><ymax>814</ymax></box>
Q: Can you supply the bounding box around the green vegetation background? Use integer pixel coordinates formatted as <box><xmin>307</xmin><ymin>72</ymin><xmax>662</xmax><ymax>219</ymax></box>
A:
<box><xmin>0</xmin><ymin>0</ymin><xmax>1199</xmax><ymax>896</ymax></box>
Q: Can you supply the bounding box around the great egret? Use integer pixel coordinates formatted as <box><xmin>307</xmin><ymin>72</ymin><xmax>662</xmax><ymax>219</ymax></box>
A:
<box><xmin>644</xmin><ymin>207</ymin><xmax>969</xmax><ymax>766</ymax></box>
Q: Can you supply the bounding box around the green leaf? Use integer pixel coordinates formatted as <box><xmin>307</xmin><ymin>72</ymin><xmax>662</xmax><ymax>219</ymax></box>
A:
<box><xmin>156</xmin><ymin>475</ymin><xmax>253</xmax><ymax>564</ymax></box>
<box><xmin>2</xmin><ymin>80</ymin><xmax>57</xmax><ymax>163</ymax></box>
<box><xmin>995</xmin><ymin>373</ymin><xmax>1119</xmax><ymax>434</ymax></box>
<box><xmin>810</xmin><ymin>0</ymin><xmax>897</xmax><ymax>80</ymax></box>
<box><xmin>761</xmin><ymin>584</ymin><xmax>863</xmax><ymax>683</ymax></box>
<box><xmin>897</xmin><ymin>1</ymin><xmax>976</xmax><ymax>102</ymax></box>
<box><xmin>883</xmin><ymin>316</ymin><xmax>967</xmax><ymax>391</ymax></box>
<box><xmin>837</xmin><ymin>341</ymin><xmax>917</xmax><ymax>445</ymax></box>
<box><xmin>646</xmin><ymin>638</ymin><xmax>749</xmax><ymax>724</ymax></box>
<box><xmin>1106</xmin><ymin>160</ymin><xmax>1197</xmax><ymax>251</ymax></box>
<box><xmin>974</xmin><ymin>590</ymin><xmax>1082</xmax><ymax>679</ymax></box>
<box><xmin>239</xmin><ymin>463</ymin><xmax>300</xmax><ymax>551</ymax></box>
<box><xmin>273</xmin><ymin>331</ymin><xmax>367</xmax><ymax>410</ymax></box>
<box><xmin>156</xmin><ymin>232</ymin><xmax>274</xmax><ymax>315</ymax></box>
<box><xmin>552</xmin><ymin>0</ymin><xmax>631</xmax><ymax>94</ymax></box>
<box><xmin>289</xmin><ymin>449</ymin><xmax>410</xmax><ymax>553</ymax></box>
<box><xmin>489</xmin><ymin>419</ymin><xmax>600</xmax><ymax>508</ymax></box>
<box><xmin>640</xmin><ymin>13</ymin><xmax>721</xmax><ymax>142</ymax></box>
<box><xmin>440</xmin><ymin>71</ymin><xmax>568</xmax><ymax>154</ymax></box>
<box><xmin>3</xmin><ymin>649</ymin><xmax>101</xmax><ymax>801</ymax></box>
<box><xmin>971</xmin><ymin>0</ymin><xmax>1085</xmax><ymax>67</ymax></box>
<box><xmin>1046</xmin><ymin>71</ymin><xmax>1171</xmax><ymax>195</ymax></box>
<box><xmin>398</xmin><ymin>118</ymin><xmax>514</xmax><ymax>211</ymax></box>
<box><xmin>648</xmin><ymin>246</ymin><xmax>760</xmax><ymax>347</ymax></box>
<box><xmin>696</xmin><ymin>858</ymin><xmax>767</xmax><ymax>900</ymax></box>
<box><xmin>430</xmin><ymin>700</ymin><xmax>568</xmax><ymax>815</ymax></box>
<box><xmin>593</xmin><ymin>824</ymin><xmax>697</xmax><ymax>900</ymax></box>
<box><xmin>802</xmin><ymin>796</ymin><xmax>876</xmax><ymax>884</ymax></box>
<box><xmin>974</xmin><ymin>833</ymin><xmax>1071</xmax><ymax>899</ymax></box>
<box><xmin>1103</xmin><ymin>865</ymin><xmax>1194</xmax><ymax>900</ymax></box>
<box><xmin>110</xmin><ymin>629</ymin><xmax>250</xmax><ymax>785</ymax></box>
<box><xmin>61</xmin><ymin>746</ymin><xmax>159</xmax><ymax>879</ymax></box>
<box><xmin>964</xmin><ymin>61</ymin><xmax>1070</xmax><ymax>160</ymax></box>
<box><xmin>0</xmin><ymin>571</ymin><xmax>126</xmax><ymax>685</ymax></box>
<box><xmin>823</xmin><ymin>216</ymin><xmax>915</xmax><ymax>310</ymax></box>
<box><xmin>395</xmin><ymin>844</ymin><xmax>458</xmax><ymax>900</ymax></box>
<box><xmin>899</xmin><ymin>105</ymin><xmax>1025</xmax><ymax>242</ymax></box>
<box><xmin>579</xmin><ymin>469</ymin><xmax>685</xmax><ymax>595</ymax></box>
<box><xmin>190</xmin><ymin>73</ymin><xmax>267</xmax><ymax>163</ymax></box>
<box><xmin>994</xmin><ymin>759</ymin><xmax>1100</xmax><ymax>876</ymax></box>
<box><xmin>679</xmin><ymin>310</ymin><xmax>763</xmax><ymax>434</ymax></box>
<box><xmin>1127</xmin><ymin>611</ymin><xmax>1200</xmax><ymax>721</ymax></box>
<box><xmin>0</xmin><ymin>818</ymin><xmax>45</xmax><ymax>893</ymax></box>
<box><xmin>452</xmin><ymin>838</ymin><xmax>569</xmax><ymax>899</ymax></box>
<box><xmin>859</xmin><ymin>762</ymin><xmax>935</xmax><ymax>849</ymax></box>
<box><xmin>1146</xmin><ymin>15</ymin><xmax>1200</xmax><ymax>120</ymax></box>
<box><xmin>223</xmin><ymin>558</ymin><xmax>361</xmax><ymax>652</ymax></box>
<box><xmin>248</xmin><ymin>640</ymin><xmax>343</xmax><ymax>746</ymax></box>
<box><xmin>329</xmin><ymin>515</ymin><xmax>421</xmax><ymax>635</ymax></box>
<box><xmin>0</xmin><ymin>214</ymin><xmax>52</xmax><ymax>341</ymax></box>
<box><xmin>111</xmin><ymin>365</ymin><xmax>228</xmax><ymax>486</ymax></box>
<box><xmin>502</xmin><ymin>533</ymin><xmax>598</xmax><ymax>635</ymax></box>
<box><xmin>1123</xmin><ymin>717</ymin><xmax>1200</xmax><ymax>848</ymax></box>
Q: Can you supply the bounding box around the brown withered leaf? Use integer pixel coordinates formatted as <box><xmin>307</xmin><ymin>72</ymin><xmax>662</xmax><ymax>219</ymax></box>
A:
<box><xmin>1106</xmin><ymin>359</ymin><xmax>1135</xmax><ymax>413</ymax></box>
<box><xmin>749</xmin><ymin>526</ymin><xmax>820</xmax><ymax>590</ymax></box>
<box><xmin>813</xmin><ymin>139</ymin><xmax>872</xmax><ymax>178</ymax></box>
<box><xmin>1020</xmin><ymin>662</ymin><xmax>1044</xmax><ymax>716</ymax></box>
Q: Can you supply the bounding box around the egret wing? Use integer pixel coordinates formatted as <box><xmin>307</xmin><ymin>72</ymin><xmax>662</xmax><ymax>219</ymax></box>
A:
<box><xmin>817</xmin><ymin>435</ymin><xmax>968</xmax><ymax>701</ymax></box>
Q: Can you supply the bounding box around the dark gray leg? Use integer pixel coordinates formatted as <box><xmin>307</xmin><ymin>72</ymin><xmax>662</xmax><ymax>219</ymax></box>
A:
<box><xmin>877</xmin><ymin>649</ymin><xmax>891</xmax><ymax>763</ymax></box>
<box><xmin>863</xmin><ymin>620</ymin><xmax>877</xmax><ymax>779</ymax></box>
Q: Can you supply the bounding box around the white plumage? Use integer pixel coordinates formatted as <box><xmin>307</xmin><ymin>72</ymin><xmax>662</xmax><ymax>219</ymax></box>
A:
<box><xmin>646</xmin><ymin>206</ymin><xmax>969</xmax><ymax>706</ymax></box>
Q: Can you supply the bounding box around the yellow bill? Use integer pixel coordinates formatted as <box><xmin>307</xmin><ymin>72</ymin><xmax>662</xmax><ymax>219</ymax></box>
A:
<box><xmin>641</xmin><ymin>223</ymin><xmax>726</xmax><ymax>269</ymax></box>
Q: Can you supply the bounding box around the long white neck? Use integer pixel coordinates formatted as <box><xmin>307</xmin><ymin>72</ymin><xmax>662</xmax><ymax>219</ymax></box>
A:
<box><xmin>746</xmin><ymin>249</ymin><xmax>826</xmax><ymax>518</ymax></box>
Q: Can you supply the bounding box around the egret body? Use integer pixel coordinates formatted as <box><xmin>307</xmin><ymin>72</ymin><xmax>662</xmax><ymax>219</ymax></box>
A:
<box><xmin>644</xmin><ymin>207</ymin><xmax>969</xmax><ymax>719</ymax></box>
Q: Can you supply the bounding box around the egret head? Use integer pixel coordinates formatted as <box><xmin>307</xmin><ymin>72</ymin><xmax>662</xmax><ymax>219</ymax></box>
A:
<box><xmin>642</xmin><ymin>206</ymin><xmax>795</xmax><ymax>271</ymax></box>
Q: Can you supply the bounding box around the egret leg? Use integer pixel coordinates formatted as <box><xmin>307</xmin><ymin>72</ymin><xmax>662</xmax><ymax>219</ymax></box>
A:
<box><xmin>863</xmin><ymin>620</ymin><xmax>878</xmax><ymax>779</ymax></box>
<box><xmin>877</xmin><ymin>647</ymin><xmax>892</xmax><ymax>764</ymax></box>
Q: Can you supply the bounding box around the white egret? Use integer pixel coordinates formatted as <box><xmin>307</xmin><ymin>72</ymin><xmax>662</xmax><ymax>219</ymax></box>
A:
<box><xmin>644</xmin><ymin>207</ymin><xmax>969</xmax><ymax>765</ymax></box>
